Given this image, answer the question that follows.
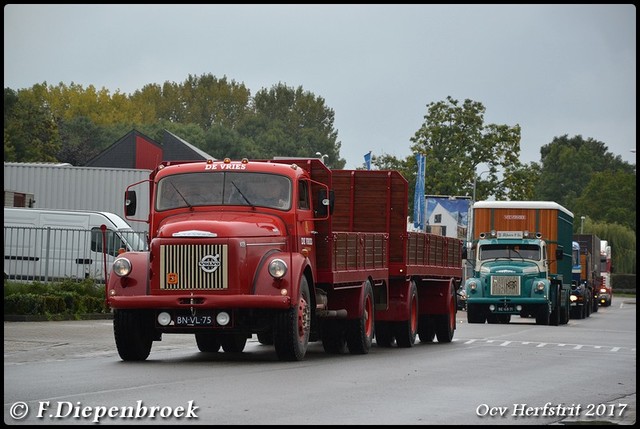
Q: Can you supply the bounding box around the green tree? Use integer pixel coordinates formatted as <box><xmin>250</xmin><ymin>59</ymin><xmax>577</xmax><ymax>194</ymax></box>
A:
<box><xmin>410</xmin><ymin>96</ymin><xmax>529</xmax><ymax>201</ymax></box>
<box><xmin>4</xmin><ymin>85</ymin><xmax>61</xmax><ymax>162</ymax></box>
<box><xmin>585</xmin><ymin>220</ymin><xmax>636</xmax><ymax>275</ymax></box>
<box><xmin>535</xmin><ymin>134</ymin><xmax>635</xmax><ymax>209</ymax></box>
<box><xmin>56</xmin><ymin>116</ymin><xmax>107</xmax><ymax>165</ymax></box>
<box><xmin>177</xmin><ymin>74</ymin><xmax>251</xmax><ymax>130</ymax></box>
<box><xmin>573</xmin><ymin>171</ymin><xmax>636</xmax><ymax>232</ymax></box>
<box><xmin>251</xmin><ymin>83</ymin><xmax>345</xmax><ymax>168</ymax></box>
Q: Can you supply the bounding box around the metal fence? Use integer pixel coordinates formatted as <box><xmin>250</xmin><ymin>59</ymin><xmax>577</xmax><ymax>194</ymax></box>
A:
<box><xmin>4</xmin><ymin>225</ymin><xmax>147</xmax><ymax>283</ymax></box>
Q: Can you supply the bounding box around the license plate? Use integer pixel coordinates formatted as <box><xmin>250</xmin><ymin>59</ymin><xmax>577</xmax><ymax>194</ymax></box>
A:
<box><xmin>496</xmin><ymin>305</ymin><xmax>515</xmax><ymax>313</ymax></box>
<box><xmin>174</xmin><ymin>311</ymin><xmax>215</xmax><ymax>326</ymax></box>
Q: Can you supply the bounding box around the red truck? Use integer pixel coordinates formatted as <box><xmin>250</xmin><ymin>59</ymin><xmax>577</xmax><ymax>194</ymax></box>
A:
<box><xmin>106</xmin><ymin>157</ymin><xmax>462</xmax><ymax>361</ymax></box>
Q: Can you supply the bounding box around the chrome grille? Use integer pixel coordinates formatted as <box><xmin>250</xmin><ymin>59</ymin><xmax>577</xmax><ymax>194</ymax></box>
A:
<box><xmin>160</xmin><ymin>244</ymin><xmax>228</xmax><ymax>290</ymax></box>
<box><xmin>490</xmin><ymin>276</ymin><xmax>520</xmax><ymax>296</ymax></box>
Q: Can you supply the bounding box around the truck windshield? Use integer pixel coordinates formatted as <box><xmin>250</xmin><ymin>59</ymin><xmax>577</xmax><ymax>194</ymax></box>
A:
<box><xmin>156</xmin><ymin>172</ymin><xmax>291</xmax><ymax>211</ymax></box>
<box><xmin>479</xmin><ymin>244</ymin><xmax>541</xmax><ymax>261</ymax></box>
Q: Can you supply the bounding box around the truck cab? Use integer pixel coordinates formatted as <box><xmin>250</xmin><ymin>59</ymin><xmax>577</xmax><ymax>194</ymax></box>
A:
<box><xmin>465</xmin><ymin>230</ymin><xmax>560</xmax><ymax>324</ymax></box>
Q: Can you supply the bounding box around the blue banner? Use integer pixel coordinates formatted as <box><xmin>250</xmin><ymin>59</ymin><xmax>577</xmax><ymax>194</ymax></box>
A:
<box><xmin>364</xmin><ymin>151</ymin><xmax>372</xmax><ymax>170</ymax></box>
<box><xmin>413</xmin><ymin>153</ymin><xmax>426</xmax><ymax>230</ymax></box>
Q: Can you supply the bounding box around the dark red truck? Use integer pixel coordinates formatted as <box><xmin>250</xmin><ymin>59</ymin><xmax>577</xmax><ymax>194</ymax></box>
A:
<box><xmin>106</xmin><ymin>157</ymin><xmax>462</xmax><ymax>361</ymax></box>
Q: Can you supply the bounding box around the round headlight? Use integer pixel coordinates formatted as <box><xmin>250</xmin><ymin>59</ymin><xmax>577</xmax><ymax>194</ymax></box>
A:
<box><xmin>535</xmin><ymin>281</ymin><xmax>545</xmax><ymax>292</ymax></box>
<box><xmin>468</xmin><ymin>280</ymin><xmax>477</xmax><ymax>291</ymax></box>
<box><xmin>570</xmin><ymin>295</ymin><xmax>578</xmax><ymax>302</ymax></box>
<box><xmin>216</xmin><ymin>311</ymin><xmax>230</xmax><ymax>326</ymax></box>
<box><xmin>157</xmin><ymin>312</ymin><xmax>172</xmax><ymax>326</ymax></box>
<box><xmin>268</xmin><ymin>258</ymin><xmax>288</xmax><ymax>279</ymax></box>
<box><xmin>112</xmin><ymin>257</ymin><xmax>132</xmax><ymax>277</ymax></box>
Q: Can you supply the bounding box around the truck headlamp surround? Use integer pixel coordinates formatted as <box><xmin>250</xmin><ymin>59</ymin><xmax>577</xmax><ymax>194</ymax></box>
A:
<box><xmin>534</xmin><ymin>280</ymin><xmax>545</xmax><ymax>292</ymax></box>
<box><xmin>268</xmin><ymin>258</ymin><xmax>288</xmax><ymax>279</ymax></box>
<box><xmin>468</xmin><ymin>280</ymin><xmax>478</xmax><ymax>291</ymax></box>
<box><xmin>113</xmin><ymin>257</ymin><xmax>132</xmax><ymax>277</ymax></box>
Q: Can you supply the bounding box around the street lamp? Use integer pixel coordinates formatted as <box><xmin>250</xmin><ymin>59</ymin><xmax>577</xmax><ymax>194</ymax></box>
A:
<box><xmin>472</xmin><ymin>170</ymin><xmax>490</xmax><ymax>204</ymax></box>
<box><xmin>315</xmin><ymin>152</ymin><xmax>328</xmax><ymax>164</ymax></box>
<box><xmin>467</xmin><ymin>170</ymin><xmax>490</xmax><ymax>265</ymax></box>
<box><xmin>580</xmin><ymin>216</ymin><xmax>585</xmax><ymax>234</ymax></box>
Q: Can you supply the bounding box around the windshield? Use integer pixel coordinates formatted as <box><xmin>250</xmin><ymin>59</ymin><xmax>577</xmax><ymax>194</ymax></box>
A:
<box><xmin>479</xmin><ymin>243</ymin><xmax>541</xmax><ymax>261</ymax></box>
<box><xmin>156</xmin><ymin>172</ymin><xmax>292</xmax><ymax>211</ymax></box>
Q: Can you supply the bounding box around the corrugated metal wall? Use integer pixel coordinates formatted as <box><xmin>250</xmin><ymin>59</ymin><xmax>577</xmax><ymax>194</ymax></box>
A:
<box><xmin>3</xmin><ymin>163</ymin><xmax>151</xmax><ymax>226</ymax></box>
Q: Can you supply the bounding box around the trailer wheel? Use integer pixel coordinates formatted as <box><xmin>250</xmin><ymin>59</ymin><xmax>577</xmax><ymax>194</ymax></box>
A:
<box><xmin>274</xmin><ymin>276</ymin><xmax>311</xmax><ymax>361</ymax></box>
<box><xmin>346</xmin><ymin>280</ymin><xmax>374</xmax><ymax>354</ymax></box>
<box><xmin>114</xmin><ymin>309</ymin><xmax>153</xmax><ymax>361</ymax></box>
<box><xmin>394</xmin><ymin>280</ymin><xmax>418</xmax><ymax>348</ymax></box>
<box><xmin>321</xmin><ymin>320</ymin><xmax>347</xmax><ymax>354</ymax></box>
<box><xmin>435</xmin><ymin>284</ymin><xmax>456</xmax><ymax>343</ymax></box>
<box><xmin>418</xmin><ymin>315</ymin><xmax>435</xmax><ymax>343</ymax></box>
<box><xmin>220</xmin><ymin>334</ymin><xmax>247</xmax><ymax>353</ymax></box>
<box><xmin>374</xmin><ymin>321</ymin><xmax>395</xmax><ymax>347</ymax></box>
<box><xmin>195</xmin><ymin>332</ymin><xmax>221</xmax><ymax>352</ymax></box>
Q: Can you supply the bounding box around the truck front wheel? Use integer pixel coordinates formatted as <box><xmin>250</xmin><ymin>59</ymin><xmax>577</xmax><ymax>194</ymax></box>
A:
<box><xmin>467</xmin><ymin>304</ymin><xmax>486</xmax><ymax>324</ymax></box>
<box><xmin>536</xmin><ymin>304</ymin><xmax>550</xmax><ymax>325</ymax></box>
<box><xmin>195</xmin><ymin>332</ymin><xmax>221</xmax><ymax>352</ymax></box>
<box><xmin>114</xmin><ymin>310</ymin><xmax>154</xmax><ymax>361</ymax></box>
<box><xmin>274</xmin><ymin>276</ymin><xmax>311</xmax><ymax>361</ymax></box>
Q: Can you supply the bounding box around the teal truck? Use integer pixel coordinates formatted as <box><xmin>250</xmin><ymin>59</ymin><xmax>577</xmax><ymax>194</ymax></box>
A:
<box><xmin>464</xmin><ymin>201</ymin><xmax>573</xmax><ymax>326</ymax></box>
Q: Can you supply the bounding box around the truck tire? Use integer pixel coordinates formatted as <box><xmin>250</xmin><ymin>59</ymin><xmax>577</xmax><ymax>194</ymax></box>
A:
<box><xmin>274</xmin><ymin>276</ymin><xmax>311</xmax><ymax>361</ymax></box>
<box><xmin>374</xmin><ymin>321</ymin><xmax>395</xmax><ymax>347</ymax></box>
<box><xmin>535</xmin><ymin>304</ymin><xmax>550</xmax><ymax>325</ymax></box>
<box><xmin>497</xmin><ymin>314</ymin><xmax>511</xmax><ymax>324</ymax></box>
<box><xmin>435</xmin><ymin>284</ymin><xmax>456</xmax><ymax>343</ymax></box>
<box><xmin>346</xmin><ymin>280</ymin><xmax>375</xmax><ymax>354</ymax></box>
<box><xmin>195</xmin><ymin>332</ymin><xmax>221</xmax><ymax>352</ymax></box>
<box><xmin>418</xmin><ymin>315</ymin><xmax>435</xmax><ymax>343</ymax></box>
<box><xmin>548</xmin><ymin>284</ymin><xmax>561</xmax><ymax>326</ymax></box>
<box><xmin>220</xmin><ymin>334</ymin><xmax>247</xmax><ymax>353</ymax></box>
<box><xmin>321</xmin><ymin>319</ymin><xmax>347</xmax><ymax>354</ymax></box>
<box><xmin>394</xmin><ymin>281</ymin><xmax>418</xmax><ymax>348</ymax></box>
<box><xmin>467</xmin><ymin>304</ymin><xmax>486</xmax><ymax>324</ymax></box>
<box><xmin>114</xmin><ymin>309</ymin><xmax>153</xmax><ymax>361</ymax></box>
<box><xmin>257</xmin><ymin>330</ymin><xmax>274</xmax><ymax>345</ymax></box>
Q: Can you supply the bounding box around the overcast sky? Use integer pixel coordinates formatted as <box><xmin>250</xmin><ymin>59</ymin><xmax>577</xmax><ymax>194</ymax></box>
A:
<box><xmin>4</xmin><ymin>4</ymin><xmax>636</xmax><ymax>168</ymax></box>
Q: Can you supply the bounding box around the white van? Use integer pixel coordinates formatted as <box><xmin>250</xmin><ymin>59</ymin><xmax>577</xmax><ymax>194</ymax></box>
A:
<box><xmin>3</xmin><ymin>208</ymin><xmax>147</xmax><ymax>282</ymax></box>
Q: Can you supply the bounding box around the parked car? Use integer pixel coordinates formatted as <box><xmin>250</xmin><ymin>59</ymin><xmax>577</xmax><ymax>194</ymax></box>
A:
<box><xmin>457</xmin><ymin>285</ymin><xmax>467</xmax><ymax>311</ymax></box>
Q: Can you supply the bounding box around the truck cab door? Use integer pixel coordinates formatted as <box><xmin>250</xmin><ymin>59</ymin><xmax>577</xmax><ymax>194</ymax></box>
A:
<box><xmin>294</xmin><ymin>179</ymin><xmax>317</xmax><ymax>268</ymax></box>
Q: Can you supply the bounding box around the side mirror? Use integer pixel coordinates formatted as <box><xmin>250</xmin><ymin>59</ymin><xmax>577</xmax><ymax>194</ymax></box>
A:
<box><xmin>316</xmin><ymin>189</ymin><xmax>335</xmax><ymax>217</ymax></box>
<box><xmin>125</xmin><ymin>191</ymin><xmax>137</xmax><ymax>216</ymax></box>
<box><xmin>462</xmin><ymin>247</ymin><xmax>468</xmax><ymax>260</ymax></box>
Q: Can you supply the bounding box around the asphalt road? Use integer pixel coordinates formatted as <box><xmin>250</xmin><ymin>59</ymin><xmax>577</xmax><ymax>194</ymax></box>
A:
<box><xmin>4</xmin><ymin>299</ymin><xmax>636</xmax><ymax>425</ymax></box>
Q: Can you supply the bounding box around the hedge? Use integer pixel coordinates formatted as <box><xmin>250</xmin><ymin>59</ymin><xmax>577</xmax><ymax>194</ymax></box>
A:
<box><xmin>4</xmin><ymin>279</ymin><xmax>109</xmax><ymax>319</ymax></box>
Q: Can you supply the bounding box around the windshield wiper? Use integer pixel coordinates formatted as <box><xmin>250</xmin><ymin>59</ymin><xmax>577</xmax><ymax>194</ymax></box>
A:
<box><xmin>170</xmin><ymin>182</ymin><xmax>193</xmax><ymax>210</ymax></box>
<box><xmin>231</xmin><ymin>181</ymin><xmax>254</xmax><ymax>207</ymax></box>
